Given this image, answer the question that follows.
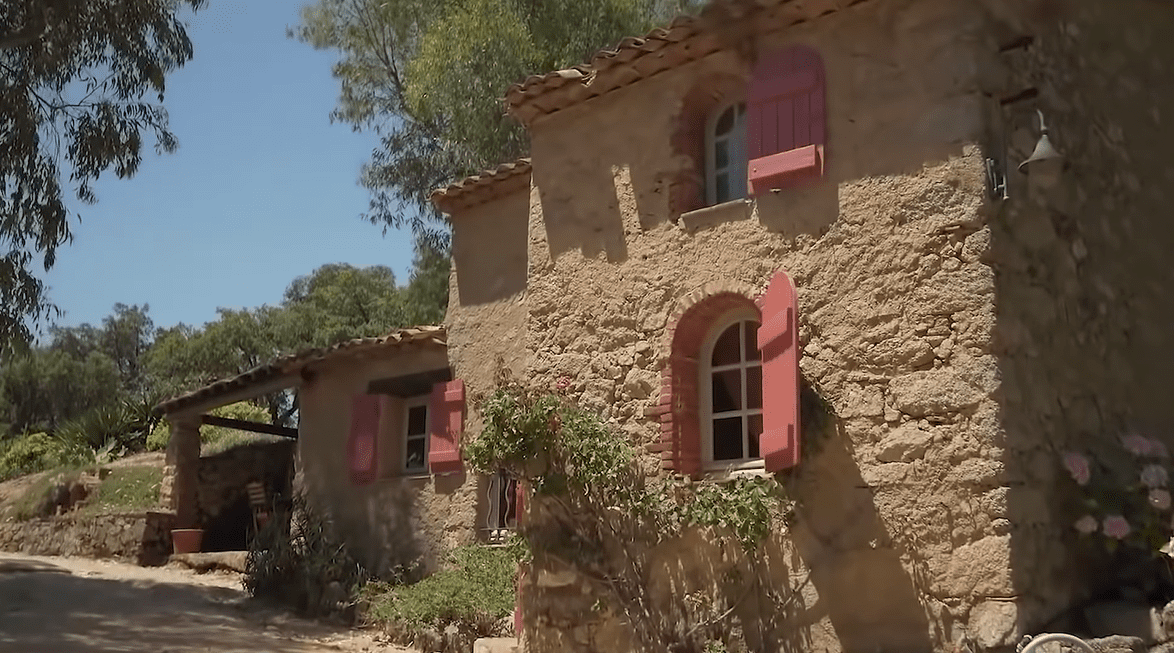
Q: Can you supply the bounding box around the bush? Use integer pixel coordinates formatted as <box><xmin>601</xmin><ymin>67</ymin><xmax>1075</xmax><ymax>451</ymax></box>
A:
<box><xmin>361</xmin><ymin>545</ymin><xmax>516</xmax><ymax>651</ymax></box>
<box><xmin>0</xmin><ymin>433</ymin><xmax>66</xmax><ymax>480</ymax></box>
<box><xmin>244</xmin><ymin>493</ymin><xmax>368</xmax><ymax>617</ymax></box>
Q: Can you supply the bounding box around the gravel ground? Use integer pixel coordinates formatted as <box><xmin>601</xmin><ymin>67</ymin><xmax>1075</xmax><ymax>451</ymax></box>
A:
<box><xmin>0</xmin><ymin>552</ymin><xmax>410</xmax><ymax>653</ymax></box>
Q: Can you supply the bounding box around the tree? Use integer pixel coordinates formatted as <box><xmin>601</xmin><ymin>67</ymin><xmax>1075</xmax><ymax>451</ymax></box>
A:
<box><xmin>402</xmin><ymin>238</ymin><xmax>450</xmax><ymax>326</ymax></box>
<box><xmin>291</xmin><ymin>0</ymin><xmax>700</xmax><ymax>241</ymax></box>
<box><xmin>0</xmin><ymin>0</ymin><xmax>204</xmax><ymax>353</ymax></box>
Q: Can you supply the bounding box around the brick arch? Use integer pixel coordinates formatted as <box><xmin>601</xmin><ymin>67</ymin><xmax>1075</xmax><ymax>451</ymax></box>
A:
<box><xmin>668</xmin><ymin>71</ymin><xmax>748</xmax><ymax>217</ymax></box>
<box><xmin>648</xmin><ymin>283</ymin><xmax>763</xmax><ymax>475</ymax></box>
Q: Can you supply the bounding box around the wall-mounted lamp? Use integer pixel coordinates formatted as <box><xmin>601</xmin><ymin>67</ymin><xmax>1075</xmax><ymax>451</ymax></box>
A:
<box><xmin>1018</xmin><ymin>109</ymin><xmax>1064</xmax><ymax>187</ymax></box>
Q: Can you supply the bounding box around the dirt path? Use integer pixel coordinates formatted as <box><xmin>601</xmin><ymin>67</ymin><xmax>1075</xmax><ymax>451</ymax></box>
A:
<box><xmin>0</xmin><ymin>552</ymin><xmax>411</xmax><ymax>653</ymax></box>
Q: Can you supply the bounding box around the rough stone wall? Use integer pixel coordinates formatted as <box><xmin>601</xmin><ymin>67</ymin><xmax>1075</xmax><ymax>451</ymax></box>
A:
<box><xmin>294</xmin><ymin>347</ymin><xmax>480</xmax><ymax>577</ymax></box>
<box><xmin>0</xmin><ymin>511</ymin><xmax>174</xmax><ymax>566</ymax></box>
<box><xmin>511</xmin><ymin>1</ymin><xmax>1017</xmax><ymax>652</ymax></box>
<box><xmin>196</xmin><ymin>440</ymin><xmax>295</xmax><ymax>551</ymax></box>
<box><xmin>978</xmin><ymin>0</ymin><xmax>1174</xmax><ymax>644</ymax></box>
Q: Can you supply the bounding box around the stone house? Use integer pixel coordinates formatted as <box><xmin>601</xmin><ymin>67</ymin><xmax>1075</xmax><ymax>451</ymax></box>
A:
<box><xmin>156</xmin><ymin>327</ymin><xmax>506</xmax><ymax>576</ymax></box>
<box><xmin>428</xmin><ymin>0</ymin><xmax>1174</xmax><ymax>651</ymax></box>
<box><xmin>154</xmin><ymin>0</ymin><xmax>1174</xmax><ymax>651</ymax></box>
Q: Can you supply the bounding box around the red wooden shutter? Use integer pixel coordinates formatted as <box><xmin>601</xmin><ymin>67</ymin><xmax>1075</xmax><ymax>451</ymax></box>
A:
<box><xmin>757</xmin><ymin>271</ymin><xmax>801</xmax><ymax>471</ymax></box>
<box><xmin>348</xmin><ymin>394</ymin><xmax>382</xmax><ymax>485</ymax></box>
<box><xmin>747</xmin><ymin>46</ymin><xmax>826</xmax><ymax>195</ymax></box>
<box><xmin>429</xmin><ymin>379</ymin><xmax>465</xmax><ymax>475</ymax></box>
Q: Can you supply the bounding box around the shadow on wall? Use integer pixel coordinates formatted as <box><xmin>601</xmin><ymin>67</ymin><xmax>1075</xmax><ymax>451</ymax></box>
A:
<box><xmin>531</xmin><ymin>153</ymin><xmax>630</xmax><ymax>265</ymax></box>
<box><xmin>988</xmin><ymin>0</ymin><xmax>1174</xmax><ymax>636</ymax></box>
<box><xmin>634</xmin><ymin>414</ymin><xmax>932</xmax><ymax>653</ymax></box>
<box><xmin>781</xmin><ymin>419</ymin><xmax>933</xmax><ymax>653</ymax></box>
<box><xmin>454</xmin><ymin>189</ymin><xmax>530</xmax><ymax>307</ymax></box>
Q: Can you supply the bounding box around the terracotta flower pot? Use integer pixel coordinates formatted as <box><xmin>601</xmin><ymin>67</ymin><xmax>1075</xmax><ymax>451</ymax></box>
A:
<box><xmin>171</xmin><ymin>528</ymin><xmax>204</xmax><ymax>554</ymax></box>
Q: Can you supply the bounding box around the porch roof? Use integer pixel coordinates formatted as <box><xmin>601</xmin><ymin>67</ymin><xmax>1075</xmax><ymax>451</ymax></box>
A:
<box><xmin>155</xmin><ymin>325</ymin><xmax>447</xmax><ymax>417</ymax></box>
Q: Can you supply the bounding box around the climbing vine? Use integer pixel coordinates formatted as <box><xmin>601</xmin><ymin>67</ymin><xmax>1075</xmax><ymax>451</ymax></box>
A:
<box><xmin>463</xmin><ymin>370</ymin><xmax>798</xmax><ymax>653</ymax></box>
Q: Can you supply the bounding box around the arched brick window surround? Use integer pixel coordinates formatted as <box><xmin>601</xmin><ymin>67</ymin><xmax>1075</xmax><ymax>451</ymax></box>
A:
<box><xmin>647</xmin><ymin>282</ymin><xmax>764</xmax><ymax>475</ymax></box>
<box><xmin>669</xmin><ymin>73</ymin><xmax>747</xmax><ymax>217</ymax></box>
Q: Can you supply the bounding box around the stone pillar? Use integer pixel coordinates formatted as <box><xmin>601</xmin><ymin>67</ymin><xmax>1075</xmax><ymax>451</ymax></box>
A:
<box><xmin>161</xmin><ymin>414</ymin><xmax>201</xmax><ymax>529</ymax></box>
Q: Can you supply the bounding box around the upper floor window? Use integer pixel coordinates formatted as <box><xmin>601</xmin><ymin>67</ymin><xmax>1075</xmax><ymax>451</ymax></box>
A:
<box><xmin>706</xmin><ymin>101</ymin><xmax>748</xmax><ymax>206</ymax></box>
<box><xmin>702</xmin><ymin>308</ymin><xmax>763</xmax><ymax>470</ymax></box>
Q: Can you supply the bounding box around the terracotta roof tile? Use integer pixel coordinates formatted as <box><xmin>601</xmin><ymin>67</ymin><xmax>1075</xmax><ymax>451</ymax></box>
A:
<box><xmin>430</xmin><ymin>158</ymin><xmax>531</xmax><ymax>214</ymax></box>
<box><xmin>505</xmin><ymin>0</ymin><xmax>872</xmax><ymax>124</ymax></box>
<box><xmin>156</xmin><ymin>326</ymin><xmax>447</xmax><ymax>415</ymax></box>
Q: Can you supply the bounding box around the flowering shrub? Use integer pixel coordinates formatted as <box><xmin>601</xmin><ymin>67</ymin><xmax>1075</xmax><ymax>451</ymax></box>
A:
<box><xmin>1063</xmin><ymin>433</ymin><xmax>1174</xmax><ymax>556</ymax></box>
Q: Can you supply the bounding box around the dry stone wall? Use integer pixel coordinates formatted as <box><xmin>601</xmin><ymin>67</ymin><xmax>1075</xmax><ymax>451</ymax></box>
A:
<box><xmin>0</xmin><ymin>511</ymin><xmax>174</xmax><ymax>566</ymax></box>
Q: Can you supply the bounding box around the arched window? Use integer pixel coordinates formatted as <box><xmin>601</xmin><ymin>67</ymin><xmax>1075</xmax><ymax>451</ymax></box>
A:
<box><xmin>701</xmin><ymin>307</ymin><xmax>763</xmax><ymax>469</ymax></box>
<box><xmin>705</xmin><ymin>101</ymin><xmax>748</xmax><ymax>206</ymax></box>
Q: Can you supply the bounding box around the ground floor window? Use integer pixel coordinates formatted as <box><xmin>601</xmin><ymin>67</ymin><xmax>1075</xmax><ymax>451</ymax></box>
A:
<box><xmin>485</xmin><ymin>471</ymin><xmax>517</xmax><ymax>545</ymax></box>
<box><xmin>404</xmin><ymin>398</ymin><xmax>429</xmax><ymax>473</ymax></box>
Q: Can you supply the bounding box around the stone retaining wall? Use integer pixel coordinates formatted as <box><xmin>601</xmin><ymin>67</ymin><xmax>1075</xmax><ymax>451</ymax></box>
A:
<box><xmin>0</xmin><ymin>510</ymin><xmax>174</xmax><ymax>566</ymax></box>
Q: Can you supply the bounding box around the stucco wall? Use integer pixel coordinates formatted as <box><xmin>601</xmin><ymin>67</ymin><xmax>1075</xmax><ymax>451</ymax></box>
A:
<box><xmin>506</xmin><ymin>1</ymin><xmax>1011</xmax><ymax>652</ymax></box>
<box><xmin>447</xmin><ymin>187</ymin><xmax>532</xmax><ymax>388</ymax></box>
<box><xmin>295</xmin><ymin>346</ymin><xmax>479</xmax><ymax>576</ymax></box>
<box><xmin>983</xmin><ymin>0</ymin><xmax>1174</xmax><ymax>643</ymax></box>
<box><xmin>439</xmin><ymin>0</ymin><xmax>1172</xmax><ymax>651</ymax></box>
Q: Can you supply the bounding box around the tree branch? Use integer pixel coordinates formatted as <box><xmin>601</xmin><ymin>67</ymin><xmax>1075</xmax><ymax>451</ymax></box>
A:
<box><xmin>0</xmin><ymin>2</ymin><xmax>49</xmax><ymax>52</ymax></box>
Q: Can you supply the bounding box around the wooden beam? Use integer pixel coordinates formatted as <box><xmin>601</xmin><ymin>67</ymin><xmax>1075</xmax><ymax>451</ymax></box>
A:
<box><xmin>200</xmin><ymin>414</ymin><xmax>298</xmax><ymax>439</ymax></box>
<box><xmin>164</xmin><ymin>374</ymin><xmax>301</xmax><ymax>419</ymax></box>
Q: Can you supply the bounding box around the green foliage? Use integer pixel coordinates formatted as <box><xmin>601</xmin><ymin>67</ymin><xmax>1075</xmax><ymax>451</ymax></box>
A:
<box><xmin>245</xmin><ymin>493</ymin><xmax>368</xmax><ymax>616</ymax></box>
<box><xmin>362</xmin><ymin>545</ymin><xmax>516</xmax><ymax>640</ymax></box>
<box><xmin>464</xmin><ymin>377</ymin><xmax>793</xmax><ymax>653</ymax></box>
<box><xmin>0</xmin><ymin>0</ymin><xmax>204</xmax><ymax>352</ymax></box>
<box><xmin>0</xmin><ymin>432</ymin><xmax>65</xmax><ymax>480</ymax></box>
<box><xmin>75</xmin><ymin>465</ymin><xmax>162</xmax><ymax>516</ymax></box>
<box><xmin>146</xmin><ymin>401</ymin><xmax>272</xmax><ymax>453</ymax></box>
<box><xmin>291</xmin><ymin>0</ymin><xmax>701</xmax><ymax>234</ymax></box>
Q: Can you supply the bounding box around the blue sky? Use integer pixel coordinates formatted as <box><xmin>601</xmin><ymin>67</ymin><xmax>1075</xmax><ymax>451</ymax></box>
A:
<box><xmin>40</xmin><ymin>1</ymin><xmax>415</xmax><ymax>334</ymax></box>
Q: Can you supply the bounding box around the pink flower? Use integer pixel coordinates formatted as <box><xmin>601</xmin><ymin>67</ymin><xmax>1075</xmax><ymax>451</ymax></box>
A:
<box><xmin>1103</xmin><ymin>515</ymin><xmax>1131</xmax><ymax>540</ymax></box>
<box><xmin>1141</xmin><ymin>464</ymin><xmax>1169</xmax><ymax>488</ymax></box>
<box><xmin>1123</xmin><ymin>433</ymin><xmax>1155</xmax><ymax>457</ymax></box>
<box><xmin>1150</xmin><ymin>489</ymin><xmax>1172</xmax><ymax>511</ymax></box>
<box><xmin>1074</xmin><ymin>515</ymin><xmax>1099</xmax><ymax>534</ymax></box>
<box><xmin>1062</xmin><ymin>452</ymin><xmax>1091</xmax><ymax>486</ymax></box>
<box><xmin>555</xmin><ymin>376</ymin><xmax>571</xmax><ymax>390</ymax></box>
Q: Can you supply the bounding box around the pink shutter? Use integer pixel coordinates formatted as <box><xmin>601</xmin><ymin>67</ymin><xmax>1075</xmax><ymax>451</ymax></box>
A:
<box><xmin>747</xmin><ymin>46</ymin><xmax>826</xmax><ymax>195</ymax></box>
<box><xmin>757</xmin><ymin>271</ymin><xmax>801</xmax><ymax>471</ymax></box>
<box><xmin>429</xmin><ymin>379</ymin><xmax>465</xmax><ymax>475</ymax></box>
<box><xmin>348</xmin><ymin>394</ymin><xmax>382</xmax><ymax>485</ymax></box>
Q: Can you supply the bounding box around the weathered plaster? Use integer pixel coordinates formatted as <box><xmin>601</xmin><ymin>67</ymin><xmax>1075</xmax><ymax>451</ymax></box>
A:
<box><xmin>437</xmin><ymin>0</ymin><xmax>1174</xmax><ymax>651</ymax></box>
<box><xmin>295</xmin><ymin>346</ymin><xmax>478</xmax><ymax>576</ymax></box>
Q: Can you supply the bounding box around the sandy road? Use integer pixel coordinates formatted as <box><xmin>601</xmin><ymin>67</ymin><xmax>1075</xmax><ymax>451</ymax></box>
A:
<box><xmin>0</xmin><ymin>552</ymin><xmax>409</xmax><ymax>653</ymax></box>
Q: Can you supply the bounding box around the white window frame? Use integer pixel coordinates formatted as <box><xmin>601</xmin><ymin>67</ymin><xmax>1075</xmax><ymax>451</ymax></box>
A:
<box><xmin>705</xmin><ymin>100</ymin><xmax>748</xmax><ymax>207</ymax></box>
<box><xmin>700</xmin><ymin>306</ymin><xmax>764</xmax><ymax>472</ymax></box>
<box><xmin>403</xmin><ymin>396</ymin><xmax>430</xmax><ymax>474</ymax></box>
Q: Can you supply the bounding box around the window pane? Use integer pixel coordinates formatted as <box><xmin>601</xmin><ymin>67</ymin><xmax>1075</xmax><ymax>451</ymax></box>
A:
<box><xmin>406</xmin><ymin>436</ymin><xmax>426</xmax><ymax>470</ymax></box>
<box><xmin>744</xmin><ymin>321</ymin><xmax>760</xmax><ymax>360</ymax></box>
<box><xmin>716</xmin><ymin>173</ymin><xmax>730</xmax><ymax>204</ymax></box>
<box><xmin>407</xmin><ymin>405</ymin><xmax>428</xmax><ymax>436</ymax></box>
<box><xmin>713</xmin><ymin>417</ymin><xmax>744</xmax><ymax>460</ymax></box>
<box><xmin>712</xmin><ymin>369</ymin><xmax>742</xmax><ymax>413</ymax></box>
<box><xmin>711</xmin><ymin>323</ymin><xmax>741</xmax><ymax>366</ymax></box>
<box><xmin>746</xmin><ymin>365</ymin><xmax>762</xmax><ymax>409</ymax></box>
<box><xmin>715</xmin><ymin>139</ymin><xmax>729</xmax><ymax>170</ymax></box>
<box><xmin>716</xmin><ymin>106</ymin><xmax>734</xmax><ymax>135</ymax></box>
<box><xmin>748</xmin><ymin>414</ymin><xmax>762</xmax><ymax>459</ymax></box>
